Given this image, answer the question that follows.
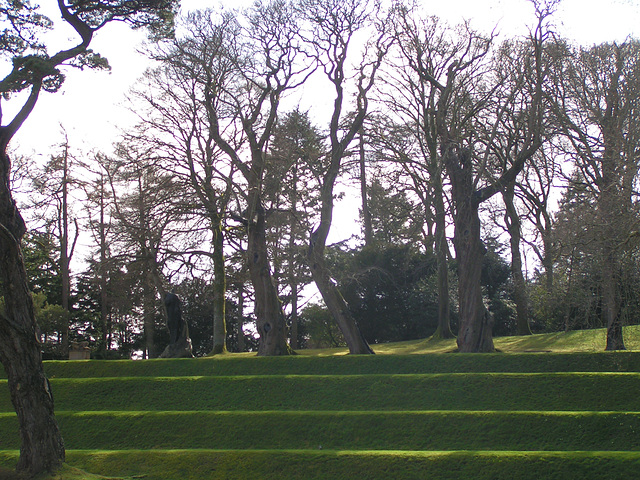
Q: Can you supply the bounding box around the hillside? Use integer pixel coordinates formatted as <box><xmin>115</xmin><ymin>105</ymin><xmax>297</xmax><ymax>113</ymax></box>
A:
<box><xmin>1</xmin><ymin>327</ymin><xmax>639</xmax><ymax>479</ymax></box>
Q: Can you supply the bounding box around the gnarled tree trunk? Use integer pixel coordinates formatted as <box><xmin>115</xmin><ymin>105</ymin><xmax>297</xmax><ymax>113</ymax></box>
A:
<box><xmin>248</xmin><ymin>200</ymin><xmax>292</xmax><ymax>356</ymax></box>
<box><xmin>445</xmin><ymin>147</ymin><xmax>495</xmax><ymax>353</ymax></box>
<box><xmin>0</xmin><ymin>148</ymin><xmax>65</xmax><ymax>476</ymax></box>
<box><xmin>432</xmin><ymin>173</ymin><xmax>454</xmax><ymax>339</ymax></box>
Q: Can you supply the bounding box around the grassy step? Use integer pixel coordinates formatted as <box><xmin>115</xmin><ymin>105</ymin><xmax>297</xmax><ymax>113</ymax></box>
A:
<box><xmin>1</xmin><ymin>410</ymin><xmax>639</xmax><ymax>451</ymax></box>
<box><xmin>3</xmin><ymin>449</ymin><xmax>640</xmax><ymax>480</ymax></box>
<box><xmin>2</xmin><ymin>373</ymin><xmax>639</xmax><ymax>413</ymax></box>
<box><xmin>7</xmin><ymin>351</ymin><xmax>638</xmax><ymax>379</ymax></box>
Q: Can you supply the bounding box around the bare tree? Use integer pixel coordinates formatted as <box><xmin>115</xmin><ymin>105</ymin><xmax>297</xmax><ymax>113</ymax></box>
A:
<box><xmin>483</xmin><ymin>37</ymin><xmax>559</xmax><ymax>336</ymax></box>
<box><xmin>390</xmin><ymin>2</ymin><xmax>551</xmax><ymax>352</ymax></box>
<box><xmin>130</xmin><ymin>17</ymin><xmax>241</xmax><ymax>355</ymax></box>
<box><xmin>553</xmin><ymin>40</ymin><xmax>640</xmax><ymax>350</ymax></box>
<box><xmin>376</xmin><ymin>6</ymin><xmax>459</xmax><ymax>339</ymax></box>
<box><xmin>299</xmin><ymin>0</ymin><xmax>392</xmax><ymax>354</ymax></box>
<box><xmin>105</xmin><ymin>142</ymin><xmax>191</xmax><ymax>358</ymax></box>
<box><xmin>153</xmin><ymin>3</ymin><xmax>314</xmax><ymax>355</ymax></box>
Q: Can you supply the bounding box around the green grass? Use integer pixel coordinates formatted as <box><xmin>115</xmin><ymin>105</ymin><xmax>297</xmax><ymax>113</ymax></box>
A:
<box><xmin>2</xmin><ymin>450</ymin><xmax>640</xmax><ymax>480</ymax></box>
<box><xmin>2</xmin><ymin>410</ymin><xmax>640</xmax><ymax>452</ymax></box>
<box><xmin>1</xmin><ymin>325</ymin><xmax>640</xmax><ymax>479</ymax></box>
<box><xmin>4</xmin><ymin>372</ymin><xmax>640</xmax><ymax>413</ymax></box>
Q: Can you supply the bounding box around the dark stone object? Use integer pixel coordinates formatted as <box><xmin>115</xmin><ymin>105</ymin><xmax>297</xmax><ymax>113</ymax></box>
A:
<box><xmin>160</xmin><ymin>292</ymin><xmax>194</xmax><ymax>358</ymax></box>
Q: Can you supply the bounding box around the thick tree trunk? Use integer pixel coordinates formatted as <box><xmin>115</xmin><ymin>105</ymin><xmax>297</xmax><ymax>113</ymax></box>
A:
<box><xmin>248</xmin><ymin>202</ymin><xmax>292</xmax><ymax>356</ymax></box>
<box><xmin>290</xmin><ymin>281</ymin><xmax>299</xmax><ymax>350</ymax></box>
<box><xmin>542</xmin><ymin>233</ymin><xmax>554</xmax><ymax>292</ymax></box>
<box><xmin>602</xmin><ymin>250</ymin><xmax>625</xmax><ymax>350</ymax></box>
<box><xmin>597</xmin><ymin>164</ymin><xmax>624</xmax><ymax>350</ymax></box>
<box><xmin>503</xmin><ymin>185</ymin><xmax>532</xmax><ymax>336</ymax></box>
<box><xmin>446</xmin><ymin>147</ymin><xmax>495</xmax><ymax>353</ymax></box>
<box><xmin>0</xmin><ymin>150</ymin><xmax>65</xmax><ymax>476</ymax></box>
<box><xmin>211</xmin><ymin>223</ymin><xmax>227</xmax><ymax>355</ymax></box>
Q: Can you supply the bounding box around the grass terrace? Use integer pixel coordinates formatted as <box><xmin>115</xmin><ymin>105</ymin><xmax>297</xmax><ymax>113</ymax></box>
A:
<box><xmin>1</xmin><ymin>326</ymin><xmax>639</xmax><ymax>479</ymax></box>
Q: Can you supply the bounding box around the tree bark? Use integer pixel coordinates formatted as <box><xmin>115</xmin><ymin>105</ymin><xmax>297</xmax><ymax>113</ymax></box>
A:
<box><xmin>445</xmin><ymin>147</ymin><xmax>495</xmax><ymax>353</ymax></box>
<box><xmin>602</xmin><ymin>252</ymin><xmax>625</xmax><ymax>350</ymax></box>
<box><xmin>503</xmin><ymin>184</ymin><xmax>532</xmax><ymax>335</ymax></box>
<box><xmin>0</xmin><ymin>148</ymin><xmax>65</xmax><ymax>476</ymax></box>
<box><xmin>248</xmin><ymin>200</ymin><xmax>293</xmax><ymax>356</ymax></box>
<box><xmin>599</xmin><ymin>51</ymin><xmax>626</xmax><ymax>351</ymax></box>
<box><xmin>211</xmin><ymin>222</ymin><xmax>227</xmax><ymax>355</ymax></box>
<box><xmin>308</xmin><ymin>245</ymin><xmax>374</xmax><ymax>354</ymax></box>
<box><xmin>600</xmin><ymin>187</ymin><xmax>625</xmax><ymax>351</ymax></box>
<box><xmin>236</xmin><ymin>281</ymin><xmax>246</xmax><ymax>353</ymax></box>
<box><xmin>307</xmin><ymin>136</ymin><xmax>374</xmax><ymax>354</ymax></box>
<box><xmin>142</xmin><ymin>268</ymin><xmax>156</xmax><ymax>359</ymax></box>
<box><xmin>432</xmin><ymin>172</ymin><xmax>454</xmax><ymax>339</ymax></box>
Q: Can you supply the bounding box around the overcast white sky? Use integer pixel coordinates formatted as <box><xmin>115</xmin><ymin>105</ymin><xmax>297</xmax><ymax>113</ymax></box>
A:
<box><xmin>12</xmin><ymin>0</ymin><xmax>640</xmax><ymax>157</ymax></box>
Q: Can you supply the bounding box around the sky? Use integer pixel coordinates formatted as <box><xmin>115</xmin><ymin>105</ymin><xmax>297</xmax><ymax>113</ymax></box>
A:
<box><xmin>8</xmin><ymin>0</ymin><xmax>640</xmax><ymax>257</ymax></box>
<box><xmin>12</xmin><ymin>0</ymin><xmax>640</xmax><ymax>157</ymax></box>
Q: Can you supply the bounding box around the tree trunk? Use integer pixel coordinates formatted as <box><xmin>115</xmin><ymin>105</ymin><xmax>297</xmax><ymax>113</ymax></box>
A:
<box><xmin>237</xmin><ymin>281</ymin><xmax>246</xmax><ymax>353</ymax></box>
<box><xmin>446</xmin><ymin>147</ymin><xmax>495</xmax><ymax>353</ymax></box>
<box><xmin>503</xmin><ymin>184</ymin><xmax>532</xmax><ymax>335</ymax></box>
<box><xmin>60</xmin><ymin>146</ymin><xmax>71</xmax><ymax>357</ymax></box>
<box><xmin>600</xmin><ymin>247</ymin><xmax>625</xmax><ymax>352</ymax></box>
<box><xmin>603</xmin><ymin>254</ymin><xmax>625</xmax><ymax>350</ymax></box>
<box><xmin>307</xmin><ymin>125</ymin><xmax>374</xmax><ymax>354</ymax></box>
<box><xmin>432</xmin><ymin>173</ymin><xmax>453</xmax><ymax>339</ymax></box>
<box><xmin>307</xmin><ymin>157</ymin><xmax>374</xmax><ymax>354</ymax></box>
<box><xmin>542</xmin><ymin>229</ymin><xmax>554</xmax><ymax>292</ymax></box>
<box><xmin>290</xmin><ymin>281</ymin><xmax>299</xmax><ymax>350</ymax></box>
<box><xmin>248</xmin><ymin>201</ymin><xmax>293</xmax><ymax>356</ymax></box>
<box><xmin>142</xmin><ymin>272</ymin><xmax>156</xmax><ymax>359</ymax></box>
<box><xmin>211</xmin><ymin>222</ymin><xmax>227</xmax><ymax>355</ymax></box>
<box><xmin>98</xmin><ymin>176</ymin><xmax>109</xmax><ymax>355</ymax></box>
<box><xmin>359</xmin><ymin>127</ymin><xmax>374</xmax><ymax>246</ymax></box>
<box><xmin>308</xmin><ymin>246</ymin><xmax>374</xmax><ymax>354</ymax></box>
<box><xmin>0</xmin><ymin>149</ymin><xmax>65</xmax><ymax>476</ymax></box>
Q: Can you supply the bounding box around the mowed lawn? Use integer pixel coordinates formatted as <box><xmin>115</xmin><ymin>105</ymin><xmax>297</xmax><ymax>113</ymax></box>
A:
<box><xmin>1</xmin><ymin>326</ymin><xmax>640</xmax><ymax>479</ymax></box>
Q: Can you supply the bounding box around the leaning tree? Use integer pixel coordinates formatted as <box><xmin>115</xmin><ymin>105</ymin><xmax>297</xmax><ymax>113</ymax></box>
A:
<box><xmin>0</xmin><ymin>1</ymin><xmax>176</xmax><ymax>475</ymax></box>
<box><xmin>299</xmin><ymin>0</ymin><xmax>392</xmax><ymax>354</ymax></box>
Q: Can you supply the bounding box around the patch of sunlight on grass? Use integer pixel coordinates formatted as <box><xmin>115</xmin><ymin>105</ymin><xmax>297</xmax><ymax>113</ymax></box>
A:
<box><xmin>289</xmin><ymin>325</ymin><xmax>640</xmax><ymax>356</ymax></box>
<box><xmin>495</xmin><ymin>325</ymin><xmax>640</xmax><ymax>353</ymax></box>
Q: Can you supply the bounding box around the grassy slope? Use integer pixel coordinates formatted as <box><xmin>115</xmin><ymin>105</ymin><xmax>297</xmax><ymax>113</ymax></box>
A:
<box><xmin>1</xmin><ymin>326</ymin><xmax>640</xmax><ymax>479</ymax></box>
